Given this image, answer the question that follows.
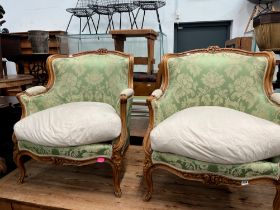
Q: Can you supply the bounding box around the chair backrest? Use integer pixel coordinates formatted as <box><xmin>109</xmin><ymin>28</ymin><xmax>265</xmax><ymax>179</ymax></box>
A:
<box><xmin>20</xmin><ymin>49</ymin><xmax>133</xmax><ymax>116</ymax></box>
<box><xmin>76</xmin><ymin>0</ymin><xmax>92</xmax><ymax>8</ymax></box>
<box><xmin>154</xmin><ymin>46</ymin><xmax>279</xmax><ymax>126</ymax></box>
<box><xmin>134</xmin><ymin>0</ymin><xmax>166</xmax><ymax>10</ymax></box>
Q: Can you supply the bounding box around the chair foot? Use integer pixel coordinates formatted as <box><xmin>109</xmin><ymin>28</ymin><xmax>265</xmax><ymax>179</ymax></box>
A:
<box><xmin>112</xmin><ymin>155</ymin><xmax>123</xmax><ymax>198</ymax></box>
<box><xmin>114</xmin><ymin>189</ymin><xmax>122</xmax><ymax>198</ymax></box>
<box><xmin>274</xmin><ymin>183</ymin><xmax>280</xmax><ymax>210</ymax></box>
<box><xmin>144</xmin><ymin>191</ymin><xmax>152</xmax><ymax>201</ymax></box>
<box><xmin>14</xmin><ymin>154</ymin><xmax>26</xmax><ymax>184</ymax></box>
<box><xmin>17</xmin><ymin>173</ymin><xmax>25</xmax><ymax>184</ymax></box>
<box><xmin>143</xmin><ymin>158</ymin><xmax>153</xmax><ymax>201</ymax></box>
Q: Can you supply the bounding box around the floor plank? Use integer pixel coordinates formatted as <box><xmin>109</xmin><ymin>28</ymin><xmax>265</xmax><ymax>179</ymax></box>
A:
<box><xmin>0</xmin><ymin>146</ymin><xmax>275</xmax><ymax>210</ymax></box>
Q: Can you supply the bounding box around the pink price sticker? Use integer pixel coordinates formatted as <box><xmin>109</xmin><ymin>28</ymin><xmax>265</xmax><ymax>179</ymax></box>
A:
<box><xmin>97</xmin><ymin>157</ymin><xmax>105</xmax><ymax>163</ymax></box>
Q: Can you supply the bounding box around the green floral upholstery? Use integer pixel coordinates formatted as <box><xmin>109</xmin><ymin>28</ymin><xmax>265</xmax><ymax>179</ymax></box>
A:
<box><xmin>13</xmin><ymin>51</ymin><xmax>133</xmax><ymax>197</ymax></box>
<box><xmin>147</xmin><ymin>51</ymin><xmax>280</xmax><ymax>183</ymax></box>
<box><xmin>19</xmin><ymin>54</ymin><xmax>130</xmax><ymax>116</ymax></box>
<box><xmin>18</xmin><ymin>140</ymin><xmax>112</xmax><ymax>160</ymax></box>
<box><xmin>152</xmin><ymin>151</ymin><xmax>280</xmax><ymax>180</ymax></box>
<box><xmin>152</xmin><ymin>53</ymin><xmax>280</xmax><ymax>126</ymax></box>
<box><xmin>17</xmin><ymin>52</ymin><xmax>132</xmax><ymax>160</ymax></box>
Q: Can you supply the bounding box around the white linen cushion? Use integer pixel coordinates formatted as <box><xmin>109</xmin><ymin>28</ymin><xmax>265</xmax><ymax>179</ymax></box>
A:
<box><xmin>14</xmin><ymin>102</ymin><xmax>121</xmax><ymax>147</ymax></box>
<box><xmin>150</xmin><ymin>106</ymin><xmax>280</xmax><ymax>164</ymax></box>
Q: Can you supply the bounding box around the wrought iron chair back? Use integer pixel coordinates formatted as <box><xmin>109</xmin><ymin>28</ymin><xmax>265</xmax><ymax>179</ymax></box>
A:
<box><xmin>133</xmin><ymin>0</ymin><xmax>166</xmax><ymax>32</ymax></box>
<box><xmin>88</xmin><ymin>0</ymin><xmax>116</xmax><ymax>33</ymax></box>
<box><xmin>66</xmin><ymin>0</ymin><xmax>97</xmax><ymax>34</ymax></box>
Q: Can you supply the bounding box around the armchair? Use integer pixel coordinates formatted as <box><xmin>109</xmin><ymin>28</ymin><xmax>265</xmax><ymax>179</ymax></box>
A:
<box><xmin>143</xmin><ymin>46</ymin><xmax>280</xmax><ymax>209</ymax></box>
<box><xmin>13</xmin><ymin>49</ymin><xmax>134</xmax><ymax>197</ymax></box>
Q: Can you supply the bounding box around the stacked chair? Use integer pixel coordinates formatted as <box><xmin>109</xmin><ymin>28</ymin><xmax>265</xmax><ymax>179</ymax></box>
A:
<box><xmin>66</xmin><ymin>0</ymin><xmax>97</xmax><ymax>34</ymax></box>
<box><xmin>66</xmin><ymin>0</ymin><xmax>166</xmax><ymax>34</ymax></box>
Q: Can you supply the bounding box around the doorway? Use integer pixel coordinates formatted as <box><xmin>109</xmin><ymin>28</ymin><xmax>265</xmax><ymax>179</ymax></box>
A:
<box><xmin>174</xmin><ymin>21</ymin><xmax>231</xmax><ymax>52</ymax></box>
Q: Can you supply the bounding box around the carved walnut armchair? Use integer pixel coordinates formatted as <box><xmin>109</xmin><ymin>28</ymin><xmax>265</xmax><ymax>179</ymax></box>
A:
<box><xmin>13</xmin><ymin>49</ymin><xmax>134</xmax><ymax>197</ymax></box>
<box><xmin>143</xmin><ymin>46</ymin><xmax>280</xmax><ymax>209</ymax></box>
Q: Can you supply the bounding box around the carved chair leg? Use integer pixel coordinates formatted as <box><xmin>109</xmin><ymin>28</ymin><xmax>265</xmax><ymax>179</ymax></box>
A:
<box><xmin>112</xmin><ymin>160</ymin><xmax>122</xmax><ymax>198</ymax></box>
<box><xmin>274</xmin><ymin>183</ymin><xmax>280</xmax><ymax>210</ymax></box>
<box><xmin>143</xmin><ymin>165</ymin><xmax>153</xmax><ymax>201</ymax></box>
<box><xmin>14</xmin><ymin>153</ymin><xmax>26</xmax><ymax>184</ymax></box>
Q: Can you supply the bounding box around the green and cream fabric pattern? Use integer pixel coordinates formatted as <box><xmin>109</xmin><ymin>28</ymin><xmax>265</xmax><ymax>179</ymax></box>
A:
<box><xmin>16</xmin><ymin>53</ymin><xmax>131</xmax><ymax>159</ymax></box>
<box><xmin>19</xmin><ymin>54</ymin><xmax>130</xmax><ymax>116</ymax></box>
<box><xmin>152</xmin><ymin>53</ymin><xmax>280</xmax><ymax>126</ymax></box>
<box><xmin>150</xmin><ymin>52</ymin><xmax>280</xmax><ymax>180</ymax></box>
<box><xmin>152</xmin><ymin>151</ymin><xmax>280</xmax><ymax>180</ymax></box>
<box><xmin>19</xmin><ymin>140</ymin><xmax>112</xmax><ymax>160</ymax></box>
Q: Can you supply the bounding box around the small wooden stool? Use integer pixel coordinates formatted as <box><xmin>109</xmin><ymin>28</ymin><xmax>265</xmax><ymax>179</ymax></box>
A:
<box><xmin>110</xmin><ymin>29</ymin><xmax>158</xmax><ymax>74</ymax></box>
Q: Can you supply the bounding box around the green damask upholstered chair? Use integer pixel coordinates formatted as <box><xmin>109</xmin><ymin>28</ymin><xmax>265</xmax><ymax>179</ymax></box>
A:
<box><xmin>13</xmin><ymin>49</ymin><xmax>134</xmax><ymax>197</ymax></box>
<box><xmin>143</xmin><ymin>46</ymin><xmax>280</xmax><ymax>209</ymax></box>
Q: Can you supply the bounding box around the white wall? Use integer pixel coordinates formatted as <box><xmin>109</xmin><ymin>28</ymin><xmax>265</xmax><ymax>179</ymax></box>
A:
<box><xmin>2</xmin><ymin>0</ymin><xmax>255</xmax><ymax>54</ymax></box>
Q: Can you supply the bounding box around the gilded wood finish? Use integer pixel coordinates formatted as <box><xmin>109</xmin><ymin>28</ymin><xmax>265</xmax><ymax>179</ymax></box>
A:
<box><xmin>13</xmin><ymin>49</ymin><xmax>134</xmax><ymax>198</ymax></box>
<box><xmin>142</xmin><ymin>46</ymin><xmax>280</xmax><ymax>209</ymax></box>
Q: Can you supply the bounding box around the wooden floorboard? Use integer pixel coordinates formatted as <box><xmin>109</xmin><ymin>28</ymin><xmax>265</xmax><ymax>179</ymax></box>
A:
<box><xmin>0</xmin><ymin>145</ymin><xmax>276</xmax><ymax>210</ymax></box>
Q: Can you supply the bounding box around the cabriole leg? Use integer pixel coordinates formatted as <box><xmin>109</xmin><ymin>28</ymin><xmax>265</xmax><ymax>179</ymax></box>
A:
<box><xmin>143</xmin><ymin>162</ymin><xmax>153</xmax><ymax>201</ymax></box>
<box><xmin>111</xmin><ymin>155</ymin><xmax>122</xmax><ymax>198</ymax></box>
<box><xmin>14</xmin><ymin>153</ymin><xmax>26</xmax><ymax>184</ymax></box>
<box><xmin>274</xmin><ymin>183</ymin><xmax>280</xmax><ymax>210</ymax></box>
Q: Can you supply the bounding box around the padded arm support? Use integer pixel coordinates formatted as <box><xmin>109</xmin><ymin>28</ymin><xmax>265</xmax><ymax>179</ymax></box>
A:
<box><xmin>151</xmin><ymin>89</ymin><xmax>163</xmax><ymax>99</ymax></box>
<box><xmin>120</xmin><ymin>88</ymin><xmax>134</xmax><ymax>98</ymax></box>
<box><xmin>25</xmin><ymin>86</ymin><xmax>47</xmax><ymax>96</ymax></box>
<box><xmin>271</xmin><ymin>93</ymin><xmax>280</xmax><ymax>105</ymax></box>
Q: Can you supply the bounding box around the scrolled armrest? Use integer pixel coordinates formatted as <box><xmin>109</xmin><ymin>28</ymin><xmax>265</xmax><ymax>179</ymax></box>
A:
<box><xmin>25</xmin><ymin>86</ymin><xmax>47</xmax><ymax>96</ymax></box>
<box><xmin>120</xmin><ymin>88</ymin><xmax>134</xmax><ymax>98</ymax></box>
<box><xmin>151</xmin><ymin>89</ymin><xmax>163</xmax><ymax>99</ymax></box>
<box><xmin>271</xmin><ymin>93</ymin><xmax>280</xmax><ymax>105</ymax></box>
<box><xmin>114</xmin><ymin>88</ymin><xmax>134</xmax><ymax>151</ymax></box>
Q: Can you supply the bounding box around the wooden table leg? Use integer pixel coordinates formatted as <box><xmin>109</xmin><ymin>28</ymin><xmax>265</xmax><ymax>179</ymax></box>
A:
<box><xmin>147</xmin><ymin>38</ymin><xmax>155</xmax><ymax>74</ymax></box>
<box><xmin>113</xmin><ymin>36</ymin><xmax>126</xmax><ymax>52</ymax></box>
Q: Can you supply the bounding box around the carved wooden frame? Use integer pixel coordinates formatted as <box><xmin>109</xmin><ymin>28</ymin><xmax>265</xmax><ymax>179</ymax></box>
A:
<box><xmin>142</xmin><ymin>46</ymin><xmax>280</xmax><ymax>209</ymax></box>
<box><xmin>13</xmin><ymin>49</ymin><xmax>134</xmax><ymax>198</ymax></box>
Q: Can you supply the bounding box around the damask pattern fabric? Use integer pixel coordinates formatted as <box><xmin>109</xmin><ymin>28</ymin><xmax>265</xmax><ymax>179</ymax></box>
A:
<box><xmin>151</xmin><ymin>106</ymin><xmax>280</xmax><ymax>164</ymax></box>
<box><xmin>19</xmin><ymin>54</ymin><xmax>130</xmax><ymax>116</ymax></box>
<box><xmin>152</xmin><ymin>151</ymin><xmax>280</xmax><ymax>180</ymax></box>
<box><xmin>16</xmin><ymin>53</ymin><xmax>131</xmax><ymax>159</ymax></box>
<box><xmin>152</xmin><ymin>53</ymin><xmax>280</xmax><ymax>126</ymax></box>
<box><xmin>18</xmin><ymin>140</ymin><xmax>112</xmax><ymax>160</ymax></box>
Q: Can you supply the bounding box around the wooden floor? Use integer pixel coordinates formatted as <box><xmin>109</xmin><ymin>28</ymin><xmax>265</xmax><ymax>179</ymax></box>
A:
<box><xmin>0</xmin><ymin>145</ymin><xmax>276</xmax><ymax>210</ymax></box>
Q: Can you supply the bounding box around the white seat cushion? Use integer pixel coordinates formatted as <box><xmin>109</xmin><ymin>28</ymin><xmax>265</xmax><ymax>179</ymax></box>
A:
<box><xmin>14</xmin><ymin>102</ymin><xmax>121</xmax><ymax>147</ymax></box>
<box><xmin>150</xmin><ymin>106</ymin><xmax>280</xmax><ymax>164</ymax></box>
